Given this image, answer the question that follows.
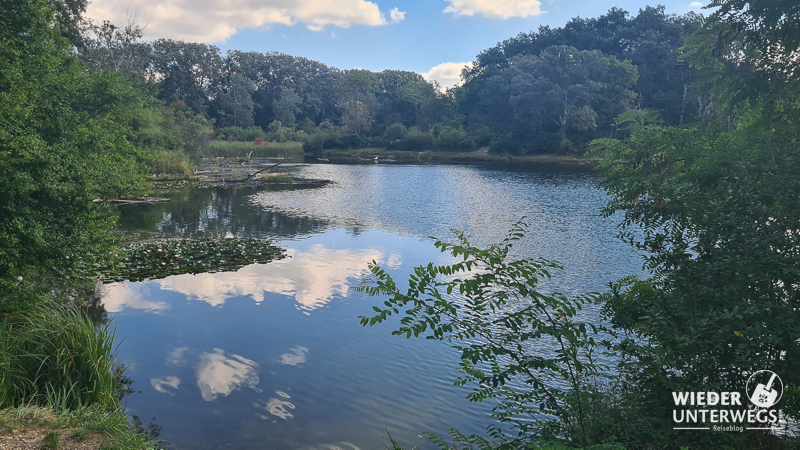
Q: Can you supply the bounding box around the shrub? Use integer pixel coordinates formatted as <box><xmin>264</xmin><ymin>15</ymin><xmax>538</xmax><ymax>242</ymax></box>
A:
<box><xmin>215</xmin><ymin>126</ymin><xmax>267</xmax><ymax>142</ymax></box>
<box><xmin>434</xmin><ymin>126</ymin><xmax>475</xmax><ymax>152</ymax></box>
<box><xmin>398</xmin><ymin>127</ymin><xmax>433</xmax><ymax>151</ymax></box>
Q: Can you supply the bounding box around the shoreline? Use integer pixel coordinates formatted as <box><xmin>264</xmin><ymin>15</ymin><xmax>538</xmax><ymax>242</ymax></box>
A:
<box><xmin>309</xmin><ymin>148</ymin><xmax>597</xmax><ymax>168</ymax></box>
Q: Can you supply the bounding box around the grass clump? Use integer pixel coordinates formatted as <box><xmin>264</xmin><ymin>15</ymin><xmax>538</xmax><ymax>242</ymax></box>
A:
<box><xmin>148</xmin><ymin>150</ymin><xmax>195</xmax><ymax>176</ymax></box>
<box><xmin>0</xmin><ymin>308</ymin><xmax>119</xmax><ymax>410</ymax></box>
<box><xmin>41</xmin><ymin>431</ymin><xmax>60</xmax><ymax>449</ymax></box>
<box><xmin>0</xmin><ymin>405</ymin><xmax>159</xmax><ymax>449</ymax></box>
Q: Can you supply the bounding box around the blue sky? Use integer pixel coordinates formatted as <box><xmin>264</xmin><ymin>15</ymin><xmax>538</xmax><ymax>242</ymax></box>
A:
<box><xmin>87</xmin><ymin>0</ymin><xmax>707</xmax><ymax>88</ymax></box>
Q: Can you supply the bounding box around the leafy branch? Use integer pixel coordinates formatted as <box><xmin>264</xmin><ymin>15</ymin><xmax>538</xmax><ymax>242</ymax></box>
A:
<box><xmin>356</xmin><ymin>220</ymin><xmax>610</xmax><ymax>447</ymax></box>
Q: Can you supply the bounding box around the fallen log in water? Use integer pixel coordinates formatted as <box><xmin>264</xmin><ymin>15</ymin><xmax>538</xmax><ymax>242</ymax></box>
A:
<box><xmin>93</xmin><ymin>197</ymin><xmax>171</xmax><ymax>205</ymax></box>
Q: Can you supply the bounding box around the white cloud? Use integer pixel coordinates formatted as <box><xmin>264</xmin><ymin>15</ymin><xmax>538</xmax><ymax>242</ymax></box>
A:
<box><xmin>443</xmin><ymin>0</ymin><xmax>543</xmax><ymax>19</ymax></box>
<box><xmin>689</xmin><ymin>1</ymin><xmax>704</xmax><ymax>10</ymax></box>
<box><xmin>421</xmin><ymin>62</ymin><xmax>472</xmax><ymax>90</ymax></box>
<box><xmin>87</xmin><ymin>0</ymin><xmax>400</xmax><ymax>42</ymax></box>
<box><xmin>389</xmin><ymin>7</ymin><xmax>406</xmax><ymax>23</ymax></box>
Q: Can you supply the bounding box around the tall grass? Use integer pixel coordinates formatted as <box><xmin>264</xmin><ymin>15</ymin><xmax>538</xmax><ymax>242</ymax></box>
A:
<box><xmin>205</xmin><ymin>140</ymin><xmax>303</xmax><ymax>158</ymax></box>
<box><xmin>0</xmin><ymin>308</ymin><xmax>120</xmax><ymax>410</ymax></box>
<box><xmin>148</xmin><ymin>150</ymin><xmax>194</xmax><ymax>176</ymax></box>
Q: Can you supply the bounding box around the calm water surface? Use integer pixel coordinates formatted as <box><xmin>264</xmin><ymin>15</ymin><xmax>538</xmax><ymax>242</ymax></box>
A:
<box><xmin>102</xmin><ymin>163</ymin><xmax>641</xmax><ymax>449</ymax></box>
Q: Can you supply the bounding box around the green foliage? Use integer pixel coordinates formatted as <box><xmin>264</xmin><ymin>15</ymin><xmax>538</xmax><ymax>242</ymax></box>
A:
<box><xmin>0</xmin><ymin>308</ymin><xmax>121</xmax><ymax>410</ymax></box>
<box><xmin>434</xmin><ymin>126</ymin><xmax>475</xmax><ymax>152</ymax></box>
<box><xmin>398</xmin><ymin>127</ymin><xmax>434</xmax><ymax>151</ymax></box>
<box><xmin>462</xmin><ymin>7</ymin><xmax>702</xmax><ymax>127</ymax></box>
<box><xmin>205</xmin><ymin>140</ymin><xmax>302</xmax><ymax>158</ymax></box>
<box><xmin>357</xmin><ymin>221</ymin><xmax>610</xmax><ymax>446</ymax></box>
<box><xmin>216</xmin><ymin>126</ymin><xmax>267</xmax><ymax>142</ymax></box>
<box><xmin>706</xmin><ymin>0</ymin><xmax>800</xmax><ymax>91</ymax></box>
<box><xmin>0</xmin><ymin>0</ymin><xmax>150</xmax><ymax>310</ymax></box>
<box><xmin>588</xmin><ymin>98</ymin><xmax>800</xmax><ymax>443</ymax></box>
<box><xmin>474</xmin><ymin>46</ymin><xmax>638</xmax><ymax>147</ymax></box>
<box><xmin>0</xmin><ymin>405</ymin><xmax>159</xmax><ymax>449</ymax></box>
<box><xmin>303</xmin><ymin>132</ymin><xmax>326</xmax><ymax>152</ymax></box>
<box><xmin>98</xmin><ymin>238</ymin><xmax>286</xmax><ymax>282</ymax></box>
<box><xmin>41</xmin><ymin>431</ymin><xmax>60</xmax><ymax>449</ymax></box>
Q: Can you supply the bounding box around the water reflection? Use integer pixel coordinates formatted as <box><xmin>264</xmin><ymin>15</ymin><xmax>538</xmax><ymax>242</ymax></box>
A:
<box><xmin>101</xmin><ymin>282</ymin><xmax>170</xmax><ymax>313</ymax></box>
<box><xmin>196</xmin><ymin>349</ymin><xmax>261</xmax><ymax>401</ymax></box>
<box><xmin>166</xmin><ymin>347</ymin><xmax>189</xmax><ymax>366</ymax></box>
<box><xmin>280</xmin><ymin>346</ymin><xmax>309</xmax><ymax>366</ymax></box>
<box><xmin>116</xmin><ymin>186</ymin><xmax>330</xmax><ymax>240</ymax></box>
<box><xmin>256</xmin><ymin>391</ymin><xmax>296</xmax><ymax>420</ymax></box>
<box><xmin>107</xmin><ymin>244</ymin><xmax>388</xmax><ymax>313</ymax></box>
<box><xmin>150</xmin><ymin>376</ymin><xmax>181</xmax><ymax>395</ymax></box>
<box><xmin>103</xmin><ymin>164</ymin><xmax>643</xmax><ymax>449</ymax></box>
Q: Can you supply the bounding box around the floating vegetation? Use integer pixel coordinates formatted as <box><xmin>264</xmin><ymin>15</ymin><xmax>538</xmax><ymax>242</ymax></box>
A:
<box><xmin>99</xmin><ymin>238</ymin><xmax>286</xmax><ymax>282</ymax></box>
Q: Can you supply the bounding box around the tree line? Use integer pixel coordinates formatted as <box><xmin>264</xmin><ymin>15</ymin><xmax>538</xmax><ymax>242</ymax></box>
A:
<box><xmin>74</xmin><ymin>5</ymin><xmax>704</xmax><ymax>154</ymax></box>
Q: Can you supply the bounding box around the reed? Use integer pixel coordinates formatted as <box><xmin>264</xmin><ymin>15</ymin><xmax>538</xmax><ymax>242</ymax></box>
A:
<box><xmin>148</xmin><ymin>150</ymin><xmax>195</xmax><ymax>176</ymax></box>
<box><xmin>205</xmin><ymin>141</ymin><xmax>303</xmax><ymax>158</ymax></box>
<box><xmin>0</xmin><ymin>308</ymin><xmax>120</xmax><ymax>410</ymax></box>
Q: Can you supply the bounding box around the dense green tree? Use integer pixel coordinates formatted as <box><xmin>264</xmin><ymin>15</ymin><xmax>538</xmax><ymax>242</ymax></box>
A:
<box><xmin>212</xmin><ymin>73</ymin><xmax>255</xmax><ymax>128</ymax></box>
<box><xmin>79</xmin><ymin>17</ymin><xmax>150</xmax><ymax>78</ymax></box>
<box><xmin>46</xmin><ymin>0</ymin><xmax>86</xmax><ymax>45</ymax></box>
<box><xmin>149</xmin><ymin>39</ymin><xmax>223</xmax><ymax>115</ymax></box>
<box><xmin>477</xmin><ymin>46</ymin><xmax>637</xmax><ymax>150</ymax></box>
<box><xmin>272</xmin><ymin>87</ymin><xmax>302</xmax><ymax>127</ymax></box>
<box><xmin>587</xmin><ymin>1</ymin><xmax>800</xmax><ymax>444</ymax></box>
<box><xmin>0</xmin><ymin>0</ymin><xmax>149</xmax><ymax>310</ymax></box>
<box><xmin>374</xmin><ymin>70</ymin><xmax>437</xmax><ymax>129</ymax></box>
<box><xmin>462</xmin><ymin>6</ymin><xmax>702</xmax><ymax>127</ymax></box>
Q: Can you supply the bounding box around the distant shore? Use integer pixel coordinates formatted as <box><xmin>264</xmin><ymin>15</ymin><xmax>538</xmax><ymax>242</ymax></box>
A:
<box><xmin>310</xmin><ymin>148</ymin><xmax>597</xmax><ymax>168</ymax></box>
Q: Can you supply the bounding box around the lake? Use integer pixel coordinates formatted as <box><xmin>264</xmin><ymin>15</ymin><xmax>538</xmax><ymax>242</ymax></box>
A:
<box><xmin>100</xmin><ymin>163</ymin><xmax>642</xmax><ymax>449</ymax></box>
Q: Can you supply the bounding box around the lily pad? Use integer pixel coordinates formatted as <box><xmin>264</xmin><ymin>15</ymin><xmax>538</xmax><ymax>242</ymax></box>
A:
<box><xmin>99</xmin><ymin>238</ymin><xmax>286</xmax><ymax>282</ymax></box>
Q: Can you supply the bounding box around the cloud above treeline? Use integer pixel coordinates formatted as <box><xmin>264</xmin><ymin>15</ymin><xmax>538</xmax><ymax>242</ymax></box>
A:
<box><xmin>422</xmin><ymin>62</ymin><xmax>472</xmax><ymax>90</ymax></box>
<box><xmin>87</xmin><ymin>0</ymin><xmax>405</xmax><ymax>42</ymax></box>
<box><xmin>443</xmin><ymin>0</ymin><xmax>543</xmax><ymax>19</ymax></box>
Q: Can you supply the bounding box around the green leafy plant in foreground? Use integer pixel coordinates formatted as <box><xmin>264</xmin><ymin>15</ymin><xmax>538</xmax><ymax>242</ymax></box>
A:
<box><xmin>98</xmin><ymin>238</ymin><xmax>287</xmax><ymax>282</ymax></box>
<box><xmin>357</xmin><ymin>221</ymin><xmax>609</xmax><ymax>447</ymax></box>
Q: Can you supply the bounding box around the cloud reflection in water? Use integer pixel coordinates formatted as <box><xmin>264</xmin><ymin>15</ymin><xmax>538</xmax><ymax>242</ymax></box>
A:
<box><xmin>157</xmin><ymin>245</ymin><xmax>386</xmax><ymax>312</ymax></box>
<box><xmin>279</xmin><ymin>346</ymin><xmax>309</xmax><ymax>366</ymax></box>
<box><xmin>255</xmin><ymin>391</ymin><xmax>295</xmax><ymax>420</ymax></box>
<box><xmin>101</xmin><ymin>282</ymin><xmax>170</xmax><ymax>313</ymax></box>
<box><xmin>196</xmin><ymin>349</ymin><xmax>261</xmax><ymax>401</ymax></box>
<box><xmin>150</xmin><ymin>376</ymin><xmax>181</xmax><ymax>395</ymax></box>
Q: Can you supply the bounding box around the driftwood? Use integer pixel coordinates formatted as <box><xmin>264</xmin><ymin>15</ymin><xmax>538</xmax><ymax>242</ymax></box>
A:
<box><xmin>94</xmin><ymin>197</ymin><xmax>171</xmax><ymax>205</ymax></box>
<box><xmin>242</xmin><ymin>163</ymin><xmax>282</xmax><ymax>181</ymax></box>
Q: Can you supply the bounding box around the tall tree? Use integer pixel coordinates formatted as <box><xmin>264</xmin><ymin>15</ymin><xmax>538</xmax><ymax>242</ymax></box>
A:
<box><xmin>0</xmin><ymin>0</ymin><xmax>148</xmax><ymax>309</ymax></box>
<box><xmin>212</xmin><ymin>73</ymin><xmax>255</xmax><ymax>128</ymax></box>
<box><xmin>461</xmin><ymin>7</ymin><xmax>702</xmax><ymax>127</ymax></box>
<box><xmin>149</xmin><ymin>39</ymin><xmax>223</xmax><ymax>115</ymax></box>
<box><xmin>476</xmin><ymin>46</ymin><xmax>637</xmax><ymax>146</ymax></box>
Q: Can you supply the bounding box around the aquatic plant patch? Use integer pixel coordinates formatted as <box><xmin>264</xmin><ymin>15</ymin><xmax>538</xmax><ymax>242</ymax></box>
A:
<box><xmin>99</xmin><ymin>238</ymin><xmax>286</xmax><ymax>282</ymax></box>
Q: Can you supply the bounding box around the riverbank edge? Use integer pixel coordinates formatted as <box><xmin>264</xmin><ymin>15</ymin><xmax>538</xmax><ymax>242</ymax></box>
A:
<box><xmin>0</xmin><ymin>405</ymin><xmax>158</xmax><ymax>449</ymax></box>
